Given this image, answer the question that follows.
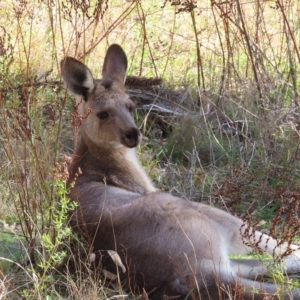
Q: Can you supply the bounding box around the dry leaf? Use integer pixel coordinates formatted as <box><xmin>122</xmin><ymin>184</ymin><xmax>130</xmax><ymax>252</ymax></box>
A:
<box><xmin>256</xmin><ymin>220</ymin><xmax>266</xmax><ymax>227</ymax></box>
<box><xmin>89</xmin><ymin>253</ymin><xmax>96</xmax><ymax>263</ymax></box>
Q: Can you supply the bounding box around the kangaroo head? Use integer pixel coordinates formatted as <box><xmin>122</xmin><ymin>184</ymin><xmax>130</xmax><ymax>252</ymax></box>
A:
<box><xmin>61</xmin><ymin>44</ymin><xmax>140</xmax><ymax>149</ymax></box>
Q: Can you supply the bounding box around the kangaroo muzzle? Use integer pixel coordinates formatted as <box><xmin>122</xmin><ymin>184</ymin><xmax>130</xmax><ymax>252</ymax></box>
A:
<box><xmin>122</xmin><ymin>127</ymin><xmax>141</xmax><ymax>148</ymax></box>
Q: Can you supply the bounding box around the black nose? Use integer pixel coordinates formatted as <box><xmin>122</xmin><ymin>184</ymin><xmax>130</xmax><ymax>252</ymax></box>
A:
<box><xmin>123</xmin><ymin>127</ymin><xmax>140</xmax><ymax>148</ymax></box>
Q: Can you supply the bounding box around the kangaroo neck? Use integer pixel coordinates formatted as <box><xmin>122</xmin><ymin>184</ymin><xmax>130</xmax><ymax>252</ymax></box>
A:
<box><xmin>68</xmin><ymin>135</ymin><xmax>156</xmax><ymax>195</ymax></box>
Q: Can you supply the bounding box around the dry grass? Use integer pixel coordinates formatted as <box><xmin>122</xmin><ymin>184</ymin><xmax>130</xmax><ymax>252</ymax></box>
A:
<box><xmin>1</xmin><ymin>0</ymin><xmax>300</xmax><ymax>298</ymax></box>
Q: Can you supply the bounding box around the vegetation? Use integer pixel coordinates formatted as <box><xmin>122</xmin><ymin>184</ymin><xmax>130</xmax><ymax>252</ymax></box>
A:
<box><xmin>0</xmin><ymin>0</ymin><xmax>300</xmax><ymax>298</ymax></box>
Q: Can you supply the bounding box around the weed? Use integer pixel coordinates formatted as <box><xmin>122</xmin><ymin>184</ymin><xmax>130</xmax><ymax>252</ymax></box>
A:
<box><xmin>0</xmin><ymin>0</ymin><xmax>300</xmax><ymax>298</ymax></box>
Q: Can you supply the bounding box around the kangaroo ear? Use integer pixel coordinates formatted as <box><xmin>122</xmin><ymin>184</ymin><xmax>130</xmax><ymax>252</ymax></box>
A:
<box><xmin>60</xmin><ymin>57</ymin><xmax>95</xmax><ymax>102</ymax></box>
<box><xmin>101</xmin><ymin>44</ymin><xmax>128</xmax><ymax>90</ymax></box>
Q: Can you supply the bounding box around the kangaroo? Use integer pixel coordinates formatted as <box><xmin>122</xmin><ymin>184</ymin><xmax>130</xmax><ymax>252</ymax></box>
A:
<box><xmin>61</xmin><ymin>44</ymin><xmax>300</xmax><ymax>299</ymax></box>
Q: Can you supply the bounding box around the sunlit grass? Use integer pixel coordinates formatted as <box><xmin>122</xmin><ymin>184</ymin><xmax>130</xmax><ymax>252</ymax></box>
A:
<box><xmin>1</xmin><ymin>0</ymin><xmax>300</xmax><ymax>298</ymax></box>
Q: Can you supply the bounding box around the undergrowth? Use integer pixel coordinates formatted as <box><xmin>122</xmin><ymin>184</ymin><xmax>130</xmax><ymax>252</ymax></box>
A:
<box><xmin>0</xmin><ymin>0</ymin><xmax>300</xmax><ymax>298</ymax></box>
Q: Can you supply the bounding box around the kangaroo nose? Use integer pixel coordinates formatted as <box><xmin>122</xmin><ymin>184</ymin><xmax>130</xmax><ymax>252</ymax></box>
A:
<box><xmin>124</xmin><ymin>127</ymin><xmax>140</xmax><ymax>148</ymax></box>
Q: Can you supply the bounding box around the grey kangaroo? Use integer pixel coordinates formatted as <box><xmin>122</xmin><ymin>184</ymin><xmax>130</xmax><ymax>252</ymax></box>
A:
<box><xmin>61</xmin><ymin>44</ymin><xmax>300</xmax><ymax>299</ymax></box>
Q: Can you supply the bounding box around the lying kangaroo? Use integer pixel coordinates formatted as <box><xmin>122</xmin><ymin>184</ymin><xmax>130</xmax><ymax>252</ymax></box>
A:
<box><xmin>61</xmin><ymin>44</ymin><xmax>300</xmax><ymax>299</ymax></box>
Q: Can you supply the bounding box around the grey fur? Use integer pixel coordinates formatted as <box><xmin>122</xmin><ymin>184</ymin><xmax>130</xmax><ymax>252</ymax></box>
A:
<box><xmin>61</xmin><ymin>44</ymin><xmax>300</xmax><ymax>299</ymax></box>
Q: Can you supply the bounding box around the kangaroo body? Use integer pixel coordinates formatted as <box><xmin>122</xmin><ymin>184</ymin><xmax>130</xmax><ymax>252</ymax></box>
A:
<box><xmin>61</xmin><ymin>45</ymin><xmax>300</xmax><ymax>299</ymax></box>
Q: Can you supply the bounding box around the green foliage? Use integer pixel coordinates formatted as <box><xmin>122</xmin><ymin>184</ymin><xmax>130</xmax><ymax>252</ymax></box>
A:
<box><xmin>0</xmin><ymin>232</ymin><xmax>25</xmax><ymax>273</ymax></box>
<box><xmin>1</xmin><ymin>0</ymin><xmax>300</xmax><ymax>298</ymax></box>
<box><xmin>40</xmin><ymin>179</ymin><xmax>77</xmax><ymax>270</ymax></box>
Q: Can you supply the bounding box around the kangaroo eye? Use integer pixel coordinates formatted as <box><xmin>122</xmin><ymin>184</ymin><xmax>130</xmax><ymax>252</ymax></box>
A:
<box><xmin>97</xmin><ymin>112</ymin><xmax>109</xmax><ymax>120</ymax></box>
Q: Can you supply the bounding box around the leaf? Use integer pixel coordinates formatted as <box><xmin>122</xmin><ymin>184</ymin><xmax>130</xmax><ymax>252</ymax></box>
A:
<box><xmin>89</xmin><ymin>253</ymin><xmax>96</xmax><ymax>263</ymax></box>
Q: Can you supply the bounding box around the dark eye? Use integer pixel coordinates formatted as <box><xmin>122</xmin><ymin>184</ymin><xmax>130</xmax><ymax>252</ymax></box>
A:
<box><xmin>97</xmin><ymin>112</ymin><xmax>109</xmax><ymax>120</ymax></box>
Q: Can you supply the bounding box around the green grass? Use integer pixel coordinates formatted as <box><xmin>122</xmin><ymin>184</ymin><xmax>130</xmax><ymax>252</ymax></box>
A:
<box><xmin>1</xmin><ymin>0</ymin><xmax>300</xmax><ymax>298</ymax></box>
<box><xmin>0</xmin><ymin>231</ymin><xmax>26</xmax><ymax>273</ymax></box>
